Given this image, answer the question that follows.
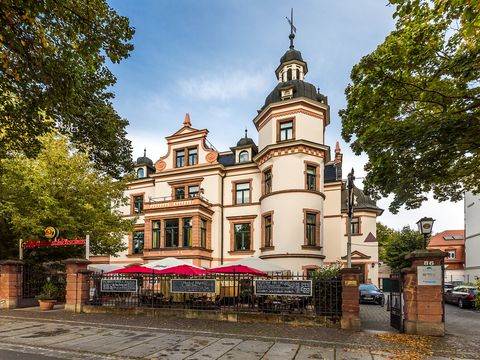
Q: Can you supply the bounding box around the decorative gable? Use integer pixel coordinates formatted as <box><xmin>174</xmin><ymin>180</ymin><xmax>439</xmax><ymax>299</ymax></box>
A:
<box><xmin>341</xmin><ymin>250</ymin><xmax>371</xmax><ymax>260</ymax></box>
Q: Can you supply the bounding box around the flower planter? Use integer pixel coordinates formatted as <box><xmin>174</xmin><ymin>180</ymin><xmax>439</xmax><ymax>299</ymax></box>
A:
<box><xmin>38</xmin><ymin>299</ymin><xmax>57</xmax><ymax>311</ymax></box>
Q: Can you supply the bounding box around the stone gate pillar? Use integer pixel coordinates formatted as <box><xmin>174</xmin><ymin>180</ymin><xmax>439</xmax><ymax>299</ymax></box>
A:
<box><xmin>403</xmin><ymin>249</ymin><xmax>446</xmax><ymax>336</ymax></box>
<box><xmin>0</xmin><ymin>260</ymin><xmax>23</xmax><ymax>309</ymax></box>
<box><xmin>341</xmin><ymin>268</ymin><xmax>361</xmax><ymax>330</ymax></box>
<box><xmin>64</xmin><ymin>258</ymin><xmax>92</xmax><ymax>313</ymax></box>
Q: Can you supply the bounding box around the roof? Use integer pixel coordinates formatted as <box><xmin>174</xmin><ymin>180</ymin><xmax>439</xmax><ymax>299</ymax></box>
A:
<box><xmin>428</xmin><ymin>230</ymin><xmax>465</xmax><ymax>246</ymax></box>
<box><xmin>236</xmin><ymin>137</ymin><xmax>256</xmax><ymax>147</ymax></box>
<box><xmin>263</xmin><ymin>79</ymin><xmax>327</xmax><ymax>109</ymax></box>
<box><xmin>218</xmin><ymin>153</ymin><xmax>235</xmax><ymax>166</ymax></box>
<box><xmin>135</xmin><ymin>156</ymin><xmax>153</xmax><ymax>167</ymax></box>
<box><xmin>280</xmin><ymin>48</ymin><xmax>304</xmax><ymax>63</ymax></box>
<box><xmin>341</xmin><ymin>184</ymin><xmax>383</xmax><ymax>215</ymax></box>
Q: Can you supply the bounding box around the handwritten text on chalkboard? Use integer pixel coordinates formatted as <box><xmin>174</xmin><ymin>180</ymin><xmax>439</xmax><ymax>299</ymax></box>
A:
<box><xmin>254</xmin><ymin>280</ymin><xmax>312</xmax><ymax>296</ymax></box>
<box><xmin>171</xmin><ymin>279</ymin><xmax>216</xmax><ymax>293</ymax></box>
<box><xmin>101</xmin><ymin>279</ymin><xmax>138</xmax><ymax>293</ymax></box>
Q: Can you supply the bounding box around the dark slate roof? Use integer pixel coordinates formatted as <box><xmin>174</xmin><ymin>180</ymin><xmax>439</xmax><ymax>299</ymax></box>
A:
<box><xmin>324</xmin><ymin>164</ymin><xmax>338</xmax><ymax>183</ymax></box>
<box><xmin>263</xmin><ymin>79</ymin><xmax>327</xmax><ymax>109</ymax></box>
<box><xmin>218</xmin><ymin>153</ymin><xmax>235</xmax><ymax>166</ymax></box>
<box><xmin>236</xmin><ymin>137</ymin><xmax>256</xmax><ymax>147</ymax></box>
<box><xmin>280</xmin><ymin>49</ymin><xmax>304</xmax><ymax>63</ymax></box>
<box><xmin>135</xmin><ymin>156</ymin><xmax>153</xmax><ymax>167</ymax></box>
<box><xmin>341</xmin><ymin>185</ymin><xmax>383</xmax><ymax>215</ymax></box>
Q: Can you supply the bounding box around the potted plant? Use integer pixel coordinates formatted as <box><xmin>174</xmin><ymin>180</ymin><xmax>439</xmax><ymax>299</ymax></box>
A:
<box><xmin>36</xmin><ymin>281</ymin><xmax>59</xmax><ymax>311</ymax></box>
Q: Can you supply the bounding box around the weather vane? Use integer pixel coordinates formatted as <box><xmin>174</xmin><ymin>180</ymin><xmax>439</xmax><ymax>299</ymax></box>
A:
<box><xmin>286</xmin><ymin>8</ymin><xmax>296</xmax><ymax>49</ymax></box>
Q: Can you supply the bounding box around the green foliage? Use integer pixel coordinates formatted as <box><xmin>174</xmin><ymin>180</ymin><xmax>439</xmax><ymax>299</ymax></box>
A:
<box><xmin>340</xmin><ymin>0</ymin><xmax>480</xmax><ymax>213</ymax></box>
<box><xmin>0</xmin><ymin>133</ymin><xmax>134</xmax><ymax>260</ymax></box>
<box><xmin>0</xmin><ymin>0</ymin><xmax>135</xmax><ymax>177</ymax></box>
<box><xmin>310</xmin><ymin>263</ymin><xmax>342</xmax><ymax>280</ymax></box>
<box><xmin>474</xmin><ymin>279</ymin><xmax>480</xmax><ymax>310</ymax></box>
<box><xmin>36</xmin><ymin>281</ymin><xmax>59</xmax><ymax>301</ymax></box>
<box><xmin>380</xmin><ymin>224</ymin><xmax>424</xmax><ymax>270</ymax></box>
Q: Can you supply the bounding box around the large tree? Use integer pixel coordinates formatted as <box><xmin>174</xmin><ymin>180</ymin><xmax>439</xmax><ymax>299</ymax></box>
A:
<box><xmin>0</xmin><ymin>134</ymin><xmax>134</xmax><ymax>260</ymax></box>
<box><xmin>0</xmin><ymin>0</ymin><xmax>134</xmax><ymax>178</ymax></box>
<box><xmin>378</xmin><ymin>223</ymin><xmax>424</xmax><ymax>270</ymax></box>
<box><xmin>340</xmin><ymin>0</ymin><xmax>480</xmax><ymax>213</ymax></box>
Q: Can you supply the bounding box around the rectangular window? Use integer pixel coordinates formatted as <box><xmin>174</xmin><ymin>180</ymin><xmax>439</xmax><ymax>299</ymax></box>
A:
<box><xmin>447</xmin><ymin>250</ymin><xmax>456</xmax><ymax>259</ymax></box>
<box><xmin>188</xmin><ymin>185</ymin><xmax>199</xmax><ymax>198</ymax></box>
<box><xmin>164</xmin><ymin>219</ymin><xmax>179</xmax><ymax>247</ymax></box>
<box><xmin>152</xmin><ymin>221</ymin><xmax>160</xmax><ymax>249</ymax></box>
<box><xmin>235</xmin><ymin>182</ymin><xmax>250</xmax><ymax>204</ymax></box>
<box><xmin>133</xmin><ymin>195</ymin><xmax>143</xmax><ymax>214</ymax></box>
<box><xmin>175</xmin><ymin>150</ymin><xmax>185</xmax><ymax>168</ymax></box>
<box><xmin>279</xmin><ymin>120</ymin><xmax>293</xmax><ymax>141</ymax></box>
<box><xmin>182</xmin><ymin>218</ymin><xmax>192</xmax><ymax>247</ymax></box>
<box><xmin>306</xmin><ymin>213</ymin><xmax>317</xmax><ymax>246</ymax></box>
<box><xmin>200</xmin><ymin>219</ymin><xmax>207</xmax><ymax>248</ymax></box>
<box><xmin>132</xmin><ymin>231</ymin><xmax>144</xmax><ymax>254</ymax></box>
<box><xmin>264</xmin><ymin>216</ymin><xmax>272</xmax><ymax>247</ymax></box>
<box><xmin>306</xmin><ymin>165</ymin><xmax>317</xmax><ymax>191</ymax></box>
<box><xmin>350</xmin><ymin>217</ymin><xmax>360</xmax><ymax>234</ymax></box>
<box><xmin>264</xmin><ymin>170</ymin><xmax>272</xmax><ymax>195</ymax></box>
<box><xmin>234</xmin><ymin>223</ymin><xmax>251</xmax><ymax>251</ymax></box>
<box><xmin>175</xmin><ymin>187</ymin><xmax>185</xmax><ymax>200</ymax></box>
<box><xmin>188</xmin><ymin>148</ymin><xmax>198</xmax><ymax>165</ymax></box>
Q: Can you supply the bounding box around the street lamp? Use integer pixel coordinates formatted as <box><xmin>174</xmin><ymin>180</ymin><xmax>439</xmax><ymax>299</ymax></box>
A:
<box><xmin>416</xmin><ymin>217</ymin><xmax>435</xmax><ymax>249</ymax></box>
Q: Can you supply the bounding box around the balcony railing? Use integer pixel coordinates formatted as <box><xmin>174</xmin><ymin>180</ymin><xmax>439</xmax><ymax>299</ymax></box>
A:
<box><xmin>144</xmin><ymin>194</ymin><xmax>210</xmax><ymax>211</ymax></box>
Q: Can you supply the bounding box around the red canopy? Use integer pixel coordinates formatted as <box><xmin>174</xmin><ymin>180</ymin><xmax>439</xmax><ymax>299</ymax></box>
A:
<box><xmin>206</xmin><ymin>264</ymin><xmax>267</xmax><ymax>276</ymax></box>
<box><xmin>106</xmin><ymin>265</ymin><xmax>162</xmax><ymax>274</ymax></box>
<box><xmin>155</xmin><ymin>264</ymin><xmax>206</xmax><ymax>276</ymax></box>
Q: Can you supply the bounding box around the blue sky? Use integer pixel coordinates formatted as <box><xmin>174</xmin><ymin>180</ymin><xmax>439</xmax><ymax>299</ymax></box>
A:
<box><xmin>107</xmin><ymin>0</ymin><xmax>464</xmax><ymax>232</ymax></box>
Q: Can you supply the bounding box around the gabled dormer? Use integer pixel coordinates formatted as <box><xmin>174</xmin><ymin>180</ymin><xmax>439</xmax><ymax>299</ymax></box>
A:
<box><xmin>154</xmin><ymin>113</ymin><xmax>219</xmax><ymax>172</ymax></box>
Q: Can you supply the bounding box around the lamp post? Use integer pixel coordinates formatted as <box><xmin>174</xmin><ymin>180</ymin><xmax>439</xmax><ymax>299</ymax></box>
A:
<box><xmin>416</xmin><ymin>217</ymin><xmax>435</xmax><ymax>249</ymax></box>
<box><xmin>346</xmin><ymin>168</ymin><xmax>355</xmax><ymax>268</ymax></box>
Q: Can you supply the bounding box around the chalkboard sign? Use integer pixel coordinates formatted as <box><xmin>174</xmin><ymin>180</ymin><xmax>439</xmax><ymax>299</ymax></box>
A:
<box><xmin>254</xmin><ymin>280</ymin><xmax>312</xmax><ymax>297</ymax></box>
<box><xmin>171</xmin><ymin>279</ymin><xmax>216</xmax><ymax>293</ymax></box>
<box><xmin>101</xmin><ymin>279</ymin><xmax>138</xmax><ymax>293</ymax></box>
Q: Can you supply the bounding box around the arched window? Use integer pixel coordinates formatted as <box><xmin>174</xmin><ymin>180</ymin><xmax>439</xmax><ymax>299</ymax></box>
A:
<box><xmin>136</xmin><ymin>168</ymin><xmax>145</xmax><ymax>178</ymax></box>
<box><xmin>287</xmin><ymin>68</ymin><xmax>292</xmax><ymax>81</ymax></box>
<box><xmin>296</xmin><ymin>69</ymin><xmax>300</xmax><ymax>80</ymax></box>
<box><xmin>239</xmin><ymin>150</ymin><xmax>249</xmax><ymax>163</ymax></box>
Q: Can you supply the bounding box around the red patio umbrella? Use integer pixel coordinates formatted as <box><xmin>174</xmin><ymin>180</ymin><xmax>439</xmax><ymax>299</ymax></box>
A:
<box><xmin>155</xmin><ymin>264</ymin><xmax>207</xmax><ymax>276</ymax></box>
<box><xmin>105</xmin><ymin>265</ymin><xmax>163</xmax><ymax>274</ymax></box>
<box><xmin>206</xmin><ymin>264</ymin><xmax>267</xmax><ymax>276</ymax></box>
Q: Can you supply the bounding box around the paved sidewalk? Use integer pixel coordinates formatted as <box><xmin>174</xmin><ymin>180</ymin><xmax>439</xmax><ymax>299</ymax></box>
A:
<box><xmin>0</xmin><ymin>309</ymin><xmax>478</xmax><ymax>360</ymax></box>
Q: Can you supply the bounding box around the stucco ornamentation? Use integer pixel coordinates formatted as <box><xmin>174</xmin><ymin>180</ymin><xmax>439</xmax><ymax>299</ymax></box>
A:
<box><xmin>206</xmin><ymin>151</ymin><xmax>218</xmax><ymax>164</ymax></box>
<box><xmin>155</xmin><ymin>160</ymin><xmax>167</xmax><ymax>172</ymax></box>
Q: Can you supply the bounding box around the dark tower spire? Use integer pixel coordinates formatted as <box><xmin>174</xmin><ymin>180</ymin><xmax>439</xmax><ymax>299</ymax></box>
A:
<box><xmin>286</xmin><ymin>8</ymin><xmax>296</xmax><ymax>49</ymax></box>
<box><xmin>245</xmin><ymin>128</ymin><xmax>248</xmax><ymax>138</ymax></box>
<box><xmin>144</xmin><ymin>147</ymin><xmax>146</xmax><ymax>157</ymax></box>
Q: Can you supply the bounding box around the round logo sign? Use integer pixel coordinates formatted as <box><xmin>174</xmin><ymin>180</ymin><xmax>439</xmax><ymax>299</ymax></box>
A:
<box><xmin>44</xmin><ymin>227</ymin><xmax>57</xmax><ymax>239</ymax></box>
<box><xmin>422</xmin><ymin>223</ymin><xmax>431</xmax><ymax>230</ymax></box>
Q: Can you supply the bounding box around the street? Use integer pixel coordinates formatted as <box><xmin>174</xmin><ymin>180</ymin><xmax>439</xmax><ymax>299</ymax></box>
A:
<box><xmin>0</xmin><ymin>307</ymin><xmax>479</xmax><ymax>360</ymax></box>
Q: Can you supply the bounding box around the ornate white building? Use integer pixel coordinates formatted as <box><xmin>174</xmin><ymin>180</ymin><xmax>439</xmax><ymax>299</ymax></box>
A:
<box><xmin>92</xmin><ymin>32</ymin><xmax>383</xmax><ymax>283</ymax></box>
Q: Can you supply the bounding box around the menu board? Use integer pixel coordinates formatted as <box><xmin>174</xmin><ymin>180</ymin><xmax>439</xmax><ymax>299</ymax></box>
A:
<box><xmin>171</xmin><ymin>279</ymin><xmax>216</xmax><ymax>293</ymax></box>
<box><xmin>101</xmin><ymin>279</ymin><xmax>138</xmax><ymax>292</ymax></box>
<box><xmin>254</xmin><ymin>280</ymin><xmax>312</xmax><ymax>296</ymax></box>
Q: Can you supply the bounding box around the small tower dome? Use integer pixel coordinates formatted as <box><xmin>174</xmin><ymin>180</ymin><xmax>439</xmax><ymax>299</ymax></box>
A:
<box><xmin>136</xmin><ymin>148</ymin><xmax>153</xmax><ymax>167</ymax></box>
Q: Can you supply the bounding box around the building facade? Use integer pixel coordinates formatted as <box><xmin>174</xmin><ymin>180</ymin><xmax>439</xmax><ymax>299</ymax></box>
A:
<box><xmin>92</xmin><ymin>36</ymin><xmax>383</xmax><ymax>283</ymax></box>
<box><xmin>427</xmin><ymin>230</ymin><xmax>465</xmax><ymax>282</ymax></box>
<box><xmin>465</xmin><ymin>192</ymin><xmax>480</xmax><ymax>281</ymax></box>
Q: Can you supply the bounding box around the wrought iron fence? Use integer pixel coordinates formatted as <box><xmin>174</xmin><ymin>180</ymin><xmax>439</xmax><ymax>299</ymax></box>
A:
<box><xmin>88</xmin><ymin>272</ymin><xmax>342</xmax><ymax>319</ymax></box>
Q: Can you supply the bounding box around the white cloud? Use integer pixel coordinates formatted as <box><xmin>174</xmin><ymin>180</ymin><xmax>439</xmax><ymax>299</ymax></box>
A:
<box><xmin>178</xmin><ymin>70</ymin><xmax>270</xmax><ymax>101</ymax></box>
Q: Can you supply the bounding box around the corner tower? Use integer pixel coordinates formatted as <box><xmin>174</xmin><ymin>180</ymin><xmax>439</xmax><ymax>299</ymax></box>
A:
<box><xmin>253</xmin><ymin>17</ymin><xmax>330</xmax><ymax>271</ymax></box>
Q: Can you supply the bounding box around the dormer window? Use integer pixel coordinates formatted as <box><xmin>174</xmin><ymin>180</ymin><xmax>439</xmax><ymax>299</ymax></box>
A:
<box><xmin>239</xmin><ymin>150</ymin><xmax>249</xmax><ymax>163</ymax></box>
<box><xmin>136</xmin><ymin>168</ymin><xmax>145</xmax><ymax>178</ymax></box>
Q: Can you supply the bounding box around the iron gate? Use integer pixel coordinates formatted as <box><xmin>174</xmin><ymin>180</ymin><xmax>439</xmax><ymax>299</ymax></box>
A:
<box><xmin>18</xmin><ymin>264</ymin><xmax>66</xmax><ymax>307</ymax></box>
<box><xmin>390</xmin><ymin>270</ymin><xmax>403</xmax><ymax>332</ymax></box>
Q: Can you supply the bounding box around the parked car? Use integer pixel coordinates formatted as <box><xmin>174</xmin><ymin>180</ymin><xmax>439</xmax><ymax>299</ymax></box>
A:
<box><xmin>359</xmin><ymin>284</ymin><xmax>385</xmax><ymax>305</ymax></box>
<box><xmin>443</xmin><ymin>283</ymin><xmax>455</xmax><ymax>294</ymax></box>
<box><xmin>444</xmin><ymin>286</ymin><xmax>478</xmax><ymax>308</ymax></box>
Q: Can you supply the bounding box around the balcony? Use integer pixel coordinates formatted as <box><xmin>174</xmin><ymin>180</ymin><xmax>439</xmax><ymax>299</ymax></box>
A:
<box><xmin>144</xmin><ymin>194</ymin><xmax>211</xmax><ymax>211</ymax></box>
